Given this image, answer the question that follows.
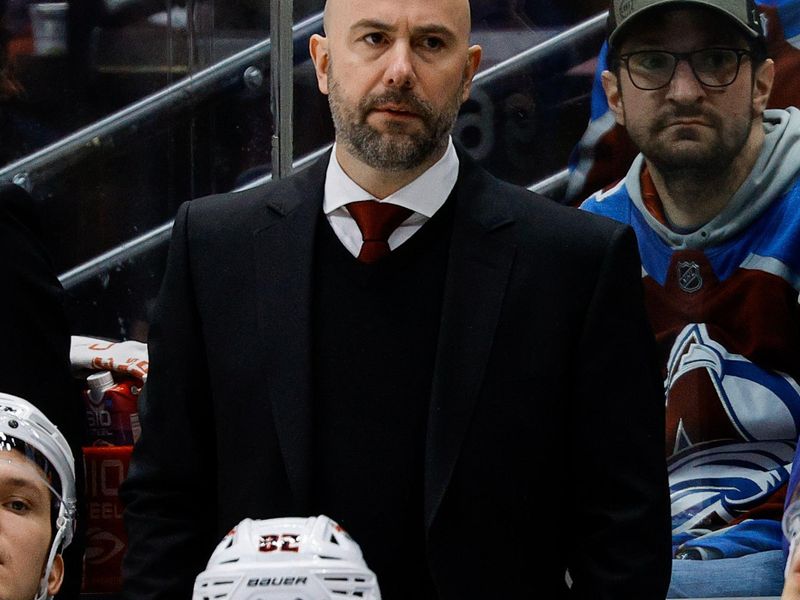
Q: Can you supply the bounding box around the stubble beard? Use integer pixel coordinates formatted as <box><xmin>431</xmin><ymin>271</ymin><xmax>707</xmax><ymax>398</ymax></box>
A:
<box><xmin>326</xmin><ymin>61</ymin><xmax>465</xmax><ymax>172</ymax></box>
<box><xmin>628</xmin><ymin>105</ymin><xmax>754</xmax><ymax>180</ymax></box>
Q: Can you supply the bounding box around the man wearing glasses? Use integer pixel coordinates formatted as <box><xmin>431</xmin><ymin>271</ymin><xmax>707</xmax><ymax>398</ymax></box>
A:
<box><xmin>581</xmin><ymin>0</ymin><xmax>800</xmax><ymax>596</ymax></box>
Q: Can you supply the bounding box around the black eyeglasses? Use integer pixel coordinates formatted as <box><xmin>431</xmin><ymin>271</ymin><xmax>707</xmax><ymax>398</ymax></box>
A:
<box><xmin>619</xmin><ymin>48</ymin><xmax>752</xmax><ymax>90</ymax></box>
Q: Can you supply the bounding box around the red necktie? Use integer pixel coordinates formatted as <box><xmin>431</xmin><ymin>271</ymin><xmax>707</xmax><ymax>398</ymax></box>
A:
<box><xmin>346</xmin><ymin>201</ymin><xmax>413</xmax><ymax>264</ymax></box>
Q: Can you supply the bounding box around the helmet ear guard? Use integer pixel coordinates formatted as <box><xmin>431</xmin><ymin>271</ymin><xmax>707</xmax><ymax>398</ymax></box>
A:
<box><xmin>193</xmin><ymin>515</ymin><xmax>382</xmax><ymax>600</ymax></box>
<box><xmin>0</xmin><ymin>393</ymin><xmax>77</xmax><ymax>600</ymax></box>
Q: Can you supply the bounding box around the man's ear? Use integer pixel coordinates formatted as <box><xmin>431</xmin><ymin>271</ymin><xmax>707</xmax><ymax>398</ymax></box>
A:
<box><xmin>460</xmin><ymin>44</ymin><xmax>483</xmax><ymax>102</ymax></box>
<box><xmin>46</xmin><ymin>554</ymin><xmax>64</xmax><ymax>597</ymax></box>
<box><xmin>602</xmin><ymin>69</ymin><xmax>626</xmax><ymax>127</ymax></box>
<box><xmin>752</xmin><ymin>57</ymin><xmax>774</xmax><ymax>118</ymax></box>
<box><xmin>309</xmin><ymin>34</ymin><xmax>331</xmax><ymax>95</ymax></box>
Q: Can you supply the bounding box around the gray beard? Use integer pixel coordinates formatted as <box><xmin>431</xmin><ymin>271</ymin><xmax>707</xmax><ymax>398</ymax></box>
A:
<box><xmin>337</xmin><ymin>115</ymin><xmax>452</xmax><ymax>172</ymax></box>
<box><xmin>326</xmin><ymin>64</ymin><xmax>464</xmax><ymax>171</ymax></box>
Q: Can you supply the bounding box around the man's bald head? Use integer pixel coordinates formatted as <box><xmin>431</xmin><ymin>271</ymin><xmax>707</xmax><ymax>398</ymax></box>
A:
<box><xmin>322</xmin><ymin>0</ymin><xmax>473</xmax><ymax>42</ymax></box>
<box><xmin>309</xmin><ymin>0</ymin><xmax>481</xmax><ymax>188</ymax></box>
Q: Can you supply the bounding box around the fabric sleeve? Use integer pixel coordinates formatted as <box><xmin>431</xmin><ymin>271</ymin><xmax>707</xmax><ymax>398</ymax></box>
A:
<box><xmin>121</xmin><ymin>200</ymin><xmax>219</xmax><ymax>600</ymax></box>
<box><xmin>0</xmin><ymin>184</ymin><xmax>86</xmax><ymax>600</ymax></box>
<box><xmin>565</xmin><ymin>224</ymin><xmax>672</xmax><ymax>599</ymax></box>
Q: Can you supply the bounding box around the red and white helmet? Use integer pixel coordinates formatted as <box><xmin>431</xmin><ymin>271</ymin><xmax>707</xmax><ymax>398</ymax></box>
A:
<box><xmin>193</xmin><ymin>515</ymin><xmax>381</xmax><ymax>600</ymax></box>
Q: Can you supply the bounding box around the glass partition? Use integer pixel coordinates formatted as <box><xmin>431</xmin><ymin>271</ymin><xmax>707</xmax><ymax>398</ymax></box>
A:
<box><xmin>0</xmin><ymin>0</ymin><xmax>605</xmax><ymax>343</ymax></box>
<box><xmin>2</xmin><ymin>3</ymin><xmax>790</xmax><ymax>599</ymax></box>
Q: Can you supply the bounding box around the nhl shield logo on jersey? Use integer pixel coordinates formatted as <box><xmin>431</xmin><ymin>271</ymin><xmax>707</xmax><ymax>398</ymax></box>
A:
<box><xmin>677</xmin><ymin>261</ymin><xmax>703</xmax><ymax>293</ymax></box>
<box><xmin>618</xmin><ymin>0</ymin><xmax>634</xmax><ymax>18</ymax></box>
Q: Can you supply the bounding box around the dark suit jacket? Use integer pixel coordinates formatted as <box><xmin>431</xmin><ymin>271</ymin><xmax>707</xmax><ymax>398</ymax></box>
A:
<box><xmin>121</xmin><ymin>153</ymin><xmax>671</xmax><ymax>599</ymax></box>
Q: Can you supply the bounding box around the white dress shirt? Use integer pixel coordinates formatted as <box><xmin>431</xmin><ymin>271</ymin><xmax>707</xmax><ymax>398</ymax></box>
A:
<box><xmin>323</xmin><ymin>138</ymin><xmax>460</xmax><ymax>258</ymax></box>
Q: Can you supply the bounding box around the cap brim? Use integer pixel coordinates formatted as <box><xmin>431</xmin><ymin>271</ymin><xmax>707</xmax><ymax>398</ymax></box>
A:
<box><xmin>609</xmin><ymin>0</ymin><xmax>760</xmax><ymax>48</ymax></box>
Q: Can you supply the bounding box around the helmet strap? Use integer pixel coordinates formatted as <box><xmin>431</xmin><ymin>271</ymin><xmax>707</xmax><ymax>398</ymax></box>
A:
<box><xmin>34</xmin><ymin>506</ymin><xmax>69</xmax><ymax>600</ymax></box>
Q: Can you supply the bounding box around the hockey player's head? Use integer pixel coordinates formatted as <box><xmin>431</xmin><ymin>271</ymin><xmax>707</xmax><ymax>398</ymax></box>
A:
<box><xmin>0</xmin><ymin>393</ymin><xmax>76</xmax><ymax>600</ymax></box>
<box><xmin>193</xmin><ymin>515</ymin><xmax>381</xmax><ymax>600</ymax></box>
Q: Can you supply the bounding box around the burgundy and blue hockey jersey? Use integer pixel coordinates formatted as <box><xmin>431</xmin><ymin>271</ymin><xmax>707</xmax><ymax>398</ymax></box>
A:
<box><xmin>581</xmin><ymin>108</ymin><xmax>800</xmax><ymax>559</ymax></box>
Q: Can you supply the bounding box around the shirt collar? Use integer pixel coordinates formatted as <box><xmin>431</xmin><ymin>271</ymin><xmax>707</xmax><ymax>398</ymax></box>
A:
<box><xmin>639</xmin><ymin>163</ymin><xmax>668</xmax><ymax>226</ymax></box>
<box><xmin>640</xmin><ymin>163</ymin><xmax>704</xmax><ymax>233</ymax></box>
<box><xmin>323</xmin><ymin>137</ymin><xmax>459</xmax><ymax>218</ymax></box>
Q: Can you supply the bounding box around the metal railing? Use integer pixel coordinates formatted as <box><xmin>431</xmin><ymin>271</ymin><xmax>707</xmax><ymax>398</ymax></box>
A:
<box><xmin>58</xmin><ymin>144</ymin><xmax>330</xmax><ymax>289</ymax></box>
<box><xmin>58</xmin><ymin>151</ymin><xmax>568</xmax><ymax>289</ymax></box>
<box><xmin>0</xmin><ymin>11</ymin><xmax>324</xmax><ymax>190</ymax></box>
<box><xmin>55</xmin><ymin>12</ymin><xmax>606</xmax><ymax>289</ymax></box>
<box><xmin>474</xmin><ymin>12</ymin><xmax>606</xmax><ymax>87</ymax></box>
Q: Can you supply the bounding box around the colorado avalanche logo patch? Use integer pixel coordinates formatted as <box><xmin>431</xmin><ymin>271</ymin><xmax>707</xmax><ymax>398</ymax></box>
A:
<box><xmin>665</xmin><ymin>323</ymin><xmax>800</xmax><ymax>452</ymax></box>
<box><xmin>669</xmin><ymin>439</ymin><xmax>794</xmax><ymax>533</ymax></box>
<box><xmin>664</xmin><ymin>323</ymin><xmax>800</xmax><ymax>534</ymax></box>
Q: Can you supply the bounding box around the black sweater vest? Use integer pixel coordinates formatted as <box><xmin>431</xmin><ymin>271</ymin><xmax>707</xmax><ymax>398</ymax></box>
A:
<box><xmin>311</xmin><ymin>198</ymin><xmax>455</xmax><ymax>598</ymax></box>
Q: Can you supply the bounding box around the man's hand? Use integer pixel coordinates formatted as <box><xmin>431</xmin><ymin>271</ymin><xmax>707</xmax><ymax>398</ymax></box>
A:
<box><xmin>783</xmin><ymin>545</ymin><xmax>800</xmax><ymax>599</ymax></box>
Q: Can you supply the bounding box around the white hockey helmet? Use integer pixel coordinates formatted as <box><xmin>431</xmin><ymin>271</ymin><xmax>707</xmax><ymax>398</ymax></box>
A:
<box><xmin>193</xmin><ymin>515</ymin><xmax>381</xmax><ymax>600</ymax></box>
<box><xmin>0</xmin><ymin>392</ymin><xmax>77</xmax><ymax>600</ymax></box>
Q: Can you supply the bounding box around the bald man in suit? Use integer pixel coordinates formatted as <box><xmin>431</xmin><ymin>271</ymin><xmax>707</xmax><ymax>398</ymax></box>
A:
<box><xmin>122</xmin><ymin>1</ymin><xmax>671</xmax><ymax>598</ymax></box>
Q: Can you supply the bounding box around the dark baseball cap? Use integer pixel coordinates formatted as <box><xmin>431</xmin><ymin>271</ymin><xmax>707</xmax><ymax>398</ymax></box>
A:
<box><xmin>607</xmin><ymin>0</ymin><xmax>765</xmax><ymax>49</ymax></box>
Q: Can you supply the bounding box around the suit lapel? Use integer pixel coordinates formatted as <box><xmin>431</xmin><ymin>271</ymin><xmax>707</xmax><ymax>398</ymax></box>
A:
<box><xmin>252</xmin><ymin>157</ymin><xmax>328</xmax><ymax>512</ymax></box>
<box><xmin>425</xmin><ymin>162</ymin><xmax>517</xmax><ymax>532</ymax></box>
<box><xmin>249</xmin><ymin>151</ymin><xmax>516</xmax><ymax>524</ymax></box>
